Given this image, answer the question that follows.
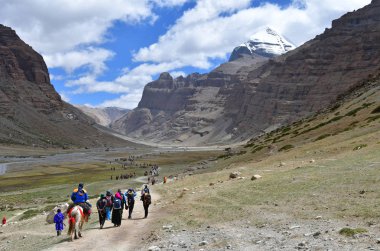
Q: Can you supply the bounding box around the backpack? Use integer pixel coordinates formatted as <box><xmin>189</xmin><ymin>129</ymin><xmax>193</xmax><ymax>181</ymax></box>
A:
<box><xmin>97</xmin><ymin>198</ymin><xmax>107</xmax><ymax>211</ymax></box>
<box><xmin>144</xmin><ymin>194</ymin><xmax>151</xmax><ymax>205</ymax></box>
<box><xmin>113</xmin><ymin>197</ymin><xmax>122</xmax><ymax>209</ymax></box>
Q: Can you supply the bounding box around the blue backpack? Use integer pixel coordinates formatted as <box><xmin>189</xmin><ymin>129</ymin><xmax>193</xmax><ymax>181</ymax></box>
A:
<box><xmin>113</xmin><ymin>198</ymin><xmax>122</xmax><ymax>209</ymax></box>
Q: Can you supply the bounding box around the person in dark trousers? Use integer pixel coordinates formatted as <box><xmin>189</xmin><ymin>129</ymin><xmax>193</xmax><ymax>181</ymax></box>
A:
<box><xmin>96</xmin><ymin>194</ymin><xmax>107</xmax><ymax>229</ymax></box>
<box><xmin>116</xmin><ymin>189</ymin><xmax>127</xmax><ymax>219</ymax></box>
<box><xmin>125</xmin><ymin>188</ymin><xmax>136</xmax><ymax>219</ymax></box>
<box><xmin>142</xmin><ymin>193</ymin><xmax>151</xmax><ymax>218</ymax></box>
<box><xmin>112</xmin><ymin>191</ymin><xmax>123</xmax><ymax>227</ymax></box>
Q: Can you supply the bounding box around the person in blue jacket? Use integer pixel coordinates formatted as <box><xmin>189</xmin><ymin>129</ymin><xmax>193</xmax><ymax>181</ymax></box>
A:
<box><xmin>54</xmin><ymin>209</ymin><xmax>64</xmax><ymax>236</ymax></box>
<box><xmin>69</xmin><ymin>183</ymin><xmax>91</xmax><ymax>215</ymax></box>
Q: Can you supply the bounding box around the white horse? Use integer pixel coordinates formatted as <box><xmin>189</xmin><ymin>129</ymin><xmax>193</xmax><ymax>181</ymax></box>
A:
<box><xmin>67</xmin><ymin>205</ymin><xmax>86</xmax><ymax>241</ymax></box>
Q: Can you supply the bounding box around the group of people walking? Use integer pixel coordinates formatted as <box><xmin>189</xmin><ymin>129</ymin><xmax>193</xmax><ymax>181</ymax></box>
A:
<box><xmin>95</xmin><ymin>185</ymin><xmax>152</xmax><ymax>229</ymax></box>
<box><xmin>53</xmin><ymin>183</ymin><xmax>152</xmax><ymax>235</ymax></box>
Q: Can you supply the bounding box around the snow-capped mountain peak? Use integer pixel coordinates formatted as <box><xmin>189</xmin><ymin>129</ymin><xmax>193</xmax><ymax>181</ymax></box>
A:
<box><xmin>229</xmin><ymin>27</ymin><xmax>296</xmax><ymax>61</ymax></box>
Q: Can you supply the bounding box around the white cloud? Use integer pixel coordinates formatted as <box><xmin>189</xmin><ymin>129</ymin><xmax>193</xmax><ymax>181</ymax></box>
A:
<box><xmin>59</xmin><ymin>92</ymin><xmax>70</xmax><ymax>102</ymax></box>
<box><xmin>66</xmin><ymin>75</ymin><xmax>130</xmax><ymax>94</ymax></box>
<box><xmin>99</xmin><ymin>90</ymin><xmax>144</xmax><ymax>109</ymax></box>
<box><xmin>44</xmin><ymin>47</ymin><xmax>115</xmax><ymax>75</ymax></box>
<box><xmin>151</xmin><ymin>0</ymin><xmax>192</xmax><ymax>7</ymax></box>
<box><xmin>0</xmin><ymin>0</ymin><xmax>155</xmax><ymax>54</ymax></box>
<box><xmin>170</xmin><ymin>71</ymin><xmax>187</xmax><ymax>78</ymax></box>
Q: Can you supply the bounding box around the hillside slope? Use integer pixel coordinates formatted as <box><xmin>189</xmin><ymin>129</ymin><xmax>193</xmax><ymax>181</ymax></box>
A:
<box><xmin>147</xmin><ymin>73</ymin><xmax>380</xmax><ymax>251</ymax></box>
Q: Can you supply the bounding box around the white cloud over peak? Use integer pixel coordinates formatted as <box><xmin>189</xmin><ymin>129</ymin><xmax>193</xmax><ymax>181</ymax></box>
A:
<box><xmin>134</xmin><ymin>0</ymin><xmax>371</xmax><ymax>67</ymax></box>
<box><xmin>98</xmin><ymin>0</ymin><xmax>369</xmax><ymax>109</ymax></box>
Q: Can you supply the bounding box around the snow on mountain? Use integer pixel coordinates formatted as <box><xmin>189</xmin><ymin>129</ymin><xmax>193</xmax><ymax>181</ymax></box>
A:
<box><xmin>229</xmin><ymin>27</ymin><xmax>296</xmax><ymax>61</ymax></box>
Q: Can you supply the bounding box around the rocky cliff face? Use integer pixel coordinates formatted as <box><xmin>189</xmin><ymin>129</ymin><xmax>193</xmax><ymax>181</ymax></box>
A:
<box><xmin>0</xmin><ymin>24</ymin><xmax>127</xmax><ymax>148</ymax></box>
<box><xmin>0</xmin><ymin>25</ymin><xmax>62</xmax><ymax>116</ymax></box>
<box><xmin>113</xmin><ymin>0</ymin><xmax>380</xmax><ymax>146</ymax></box>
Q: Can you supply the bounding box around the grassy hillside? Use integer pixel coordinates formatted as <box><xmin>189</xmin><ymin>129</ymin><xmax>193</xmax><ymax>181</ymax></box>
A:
<box><xmin>149</xmin><ymin>78</ymin><xmax>380</xmax><ymax>249</ymax></box>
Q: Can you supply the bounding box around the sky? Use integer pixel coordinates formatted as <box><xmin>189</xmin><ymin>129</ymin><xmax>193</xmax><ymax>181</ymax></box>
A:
<box><xmin>0</xmin><ymin>0</ymin><xmax>371</xmax><ymax>109</ymax></box>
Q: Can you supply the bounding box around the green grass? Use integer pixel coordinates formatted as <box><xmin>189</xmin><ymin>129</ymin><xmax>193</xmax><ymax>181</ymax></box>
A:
<box><xmin>278</xmin><ymin>144</ymin><xmax>294</xmax><ymax>152</ymax></box>
<box><xmin>314</xmin><ymin>134</ymin><xmax>332</xmax><ymax>141</ymax></box>
<box><xmin>339</xmin><ymin>227</ymin><xmax>368</xmax><ymax>237</ymax></box>
<box><xmin>19</xmin><ymin>209</ymin><xmax>41</xmax><ymax>220</ymax></box>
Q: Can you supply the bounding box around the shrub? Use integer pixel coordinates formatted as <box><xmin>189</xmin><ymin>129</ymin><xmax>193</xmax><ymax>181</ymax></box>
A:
<box><xmin>279</xmin><ymin>145</ymin><xmax>294</xmax><ymax>152</ymax></box>
<box><xmin>339</xmin><ymin>228</ymin><xmax>367</xmax><ymax>237</ymax></box>
<box><xmin>353</xmin><ymin>144</ymin><xmax>367</xmax><ymax>151</ymax></box>
<box><xmin>20</xmin><ymin>209</ymin><xmax>41</xmax><ymax>220</ymax></box>
<box><xmin>366</xmin><ymin>115</ymin><xmax>380</xmax><ymax>122</ymax></box>
<box><xmin>314</xmin><ymin>134</ymin><xmax>331</xmax><ymax>141</ymax></box>
<box><xmin>371</xmin><ymin>105</ymin><xmax>380</xmax><ymax>114</ymax></box>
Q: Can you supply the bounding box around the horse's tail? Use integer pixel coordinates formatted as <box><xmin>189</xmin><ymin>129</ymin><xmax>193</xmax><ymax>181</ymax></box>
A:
<box><xmin>67</xmin><ymin>208</ymin><xmax>76</xmax><ymax>235</ymax></box>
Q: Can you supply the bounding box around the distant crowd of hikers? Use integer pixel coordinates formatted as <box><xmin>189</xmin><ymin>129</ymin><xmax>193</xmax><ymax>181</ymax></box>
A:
<box><xmin>54</xmin><ymin>183</ymin><xmax>152</xmax><ymax>235</ymax></box>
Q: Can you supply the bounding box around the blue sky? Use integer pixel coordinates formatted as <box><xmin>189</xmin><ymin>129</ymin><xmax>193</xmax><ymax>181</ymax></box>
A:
<box><xmin>0</xmin><ymin>0</ymin><xmax>370</xmax><ymax>108</ymax></box>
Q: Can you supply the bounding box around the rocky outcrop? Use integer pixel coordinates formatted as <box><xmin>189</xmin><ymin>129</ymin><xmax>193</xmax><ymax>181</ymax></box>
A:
<box><xmin>114</xmin><ymin>0</ymin><xmax>380</xmax><ymax>146</ymax></box>
<box><xmin>0</xmin><ymin>24</ymin><xmax>127</xmax><ymax>148</ymax></box>
<box><xmin>0</xmin><ymin>25</ymin><xmax>62</xmax><ymax>116</ymax></box>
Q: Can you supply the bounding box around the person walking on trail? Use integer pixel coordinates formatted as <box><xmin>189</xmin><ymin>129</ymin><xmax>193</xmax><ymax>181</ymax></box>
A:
<box><xmin>105</xmin><ymin>190</ymin><xmax>113</xmax><ymax>221</ymax></box>
<box><xmin>96</xmin><ymin>194</ymin><xmax>107</xmax><ymax>229</ymax></box>
<box><xmin>54</xmin><ymin>209</ymin><xmax>64</xmax><ymax>236</ymax></box>
<box><xmin>112</xmin><ymin>190</ymin><xmax>123</xmax><ymax>227</ymax></box>
<box><xmin>142</xmin><ymin>192</ymin><xmax>152</xmax><ymax>219</ymax></box>
<box><xmin>115</xmin><ymin>189</ymin><xmax>127</xmax><ymax>220</ymax></box>
<box><xmin>125</xmin><ymin>188</ymin><xmax>136</xmax><ymax>219</ymax></box>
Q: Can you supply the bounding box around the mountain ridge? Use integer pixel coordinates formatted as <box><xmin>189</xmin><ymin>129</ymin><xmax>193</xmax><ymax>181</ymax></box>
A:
<box><xmin>113</xmin><ymin>0</ymin><xmax>380</xmax><ymax>146</ymax></box>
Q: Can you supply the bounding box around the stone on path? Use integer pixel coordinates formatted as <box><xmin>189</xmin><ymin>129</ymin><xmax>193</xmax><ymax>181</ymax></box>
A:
<box><xmin>229</xmin><ymin>172</ymin><xmax>241</xmax><ymax>179</ymax></box>
<box><xmin>251</xmin><ymin>174</ymin><xmax>262</xmax><ymax>180</ymax></box>
<box><xmin>148</xmin><ymin>246</ymin><xmax>160</xmax><ymax>251</ymax></box>
<box><xmin>199</xmin><ymin>240</ymin><xmax>208</xmax><ymax>246</ymax></box>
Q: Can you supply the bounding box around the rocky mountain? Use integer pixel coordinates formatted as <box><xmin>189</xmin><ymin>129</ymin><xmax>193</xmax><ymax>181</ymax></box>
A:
<box><xmin>75</xmin><ymin>105</ymin><xmax>129</xmax><ymax>127</ymax></box>
<box><xmin>0</xmin><ymin>24</ymin><xmax>128</xmax><ymax>148</ymax></box>
<box><xmin>112</xmin><ymin>0</ymin><xmax>380</xmax><ymax>146</ymax></box>
<box><xmin>229</xmin><ymin>27</ymin><xmax>296</xmax><ymax>61</ymax></box>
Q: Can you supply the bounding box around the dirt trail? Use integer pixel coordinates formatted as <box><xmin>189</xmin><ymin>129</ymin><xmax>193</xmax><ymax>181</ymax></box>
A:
<box><xmin>44</xmin><ymin>191</ymin><xmax>161</xmax><ymax>251</ymax></box>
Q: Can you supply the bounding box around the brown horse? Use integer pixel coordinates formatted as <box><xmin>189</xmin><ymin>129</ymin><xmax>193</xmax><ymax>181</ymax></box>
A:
<box><xmin>142</xmin><ymin>193</ymin><xmax>151</xmax><ymax>218</ymax></box>
<box><xmin>67</xmin><ymin>205</ymin><xmax>86</xmax><ymax>241</ymax></box>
